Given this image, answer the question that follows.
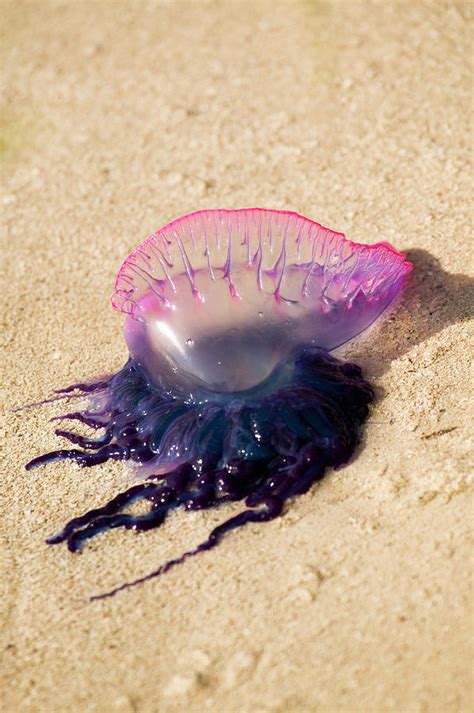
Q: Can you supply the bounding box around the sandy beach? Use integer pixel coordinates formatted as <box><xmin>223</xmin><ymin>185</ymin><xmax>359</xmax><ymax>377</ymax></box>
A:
<box><xmin>1</xmin><ymin>1</ymin><xmax>473</xmax><ymax>711</ymax></box>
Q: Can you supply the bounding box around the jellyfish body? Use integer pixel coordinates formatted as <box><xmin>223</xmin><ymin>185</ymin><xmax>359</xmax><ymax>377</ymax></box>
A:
<box><xmin>26</xmin><ymin>209</ymin><xmax>411</xmax><ymax>599</ymax></box>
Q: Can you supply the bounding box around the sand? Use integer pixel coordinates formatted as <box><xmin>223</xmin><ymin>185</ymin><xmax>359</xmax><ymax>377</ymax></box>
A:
<box><xmin>1</xmin><ymin>1</ymin><xmax>473</xmax><ymax>711</ymax></box>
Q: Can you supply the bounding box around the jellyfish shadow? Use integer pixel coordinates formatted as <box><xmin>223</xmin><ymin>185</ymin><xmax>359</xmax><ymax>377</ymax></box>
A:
<box><xmin>351</xmin><ymin>248</ymin><xmax>474</xmax><ymax>377</ymax></box>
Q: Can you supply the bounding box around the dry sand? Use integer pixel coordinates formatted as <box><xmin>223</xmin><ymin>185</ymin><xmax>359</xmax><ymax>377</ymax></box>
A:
<box><xmin>1</xmin><ymin>1</ymin><xmax>473</xmax><ymax>711</ymax></box>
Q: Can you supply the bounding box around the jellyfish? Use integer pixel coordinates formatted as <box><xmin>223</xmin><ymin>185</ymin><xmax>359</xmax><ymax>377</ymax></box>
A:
<box><xmin>25</xmin><ymin>209</ymin><xmax>412</xmax><ymax>600</ymax></box>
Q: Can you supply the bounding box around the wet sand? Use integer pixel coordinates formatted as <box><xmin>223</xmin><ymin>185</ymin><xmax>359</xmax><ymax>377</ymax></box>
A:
<box><xmin>1</xmin><ymin>1</ymin><xmax>473</xmax><ymax>711</ymax></box>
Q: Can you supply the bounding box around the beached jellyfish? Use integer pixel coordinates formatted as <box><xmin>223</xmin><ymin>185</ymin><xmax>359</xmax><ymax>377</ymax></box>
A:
<box><xmin>25</xmin><ymin>209</ymin><xmax>411</xmax><ymax>600</ymax></box>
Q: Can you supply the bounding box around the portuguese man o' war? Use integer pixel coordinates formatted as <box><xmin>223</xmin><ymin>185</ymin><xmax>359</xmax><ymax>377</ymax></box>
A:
<box><xmin>25</xmin><ymin>208</ymin><xmax>412</xmax><ymax>600</ymax></box>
